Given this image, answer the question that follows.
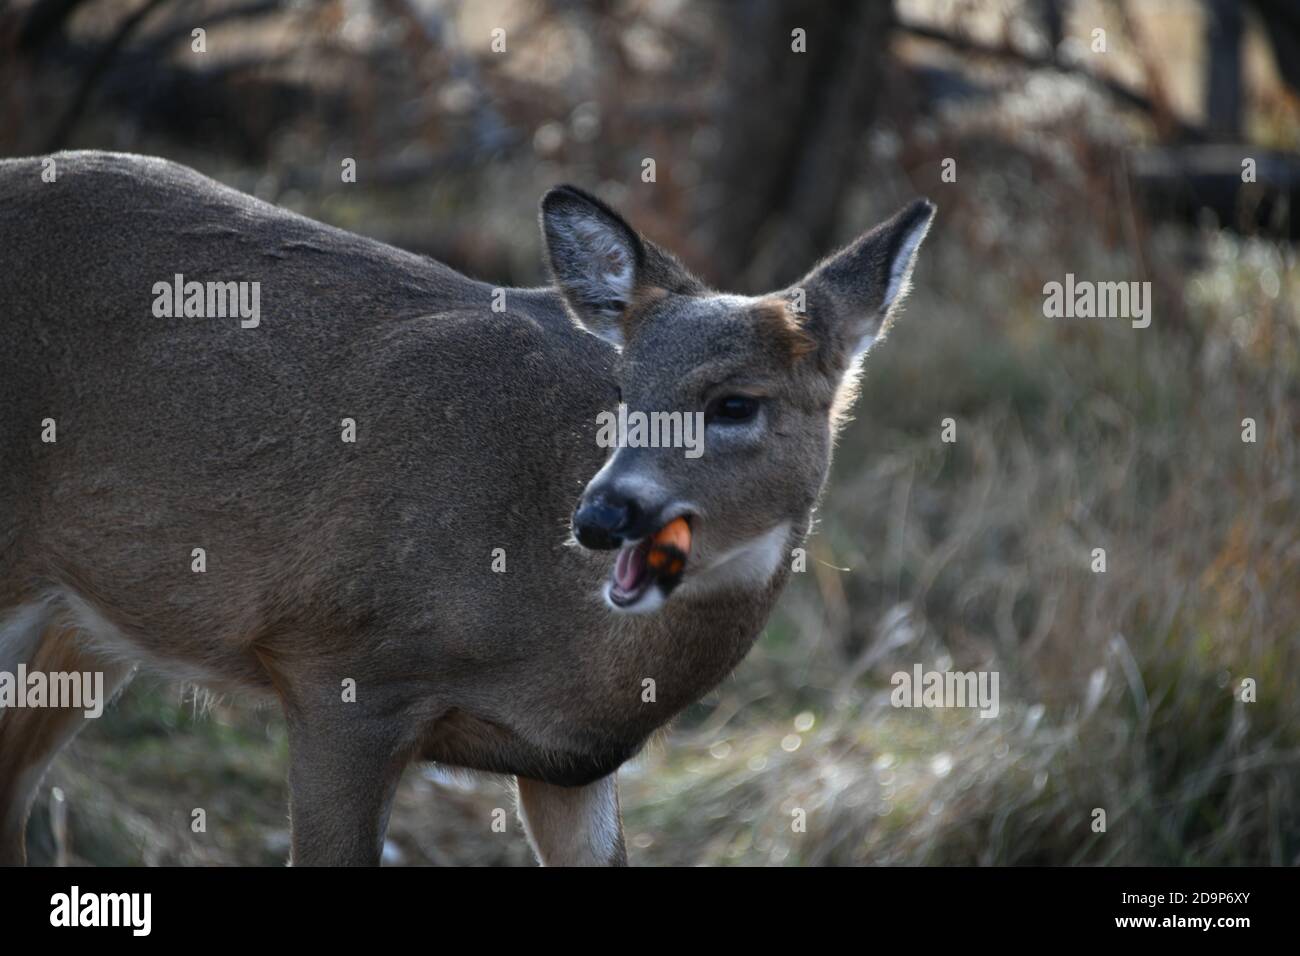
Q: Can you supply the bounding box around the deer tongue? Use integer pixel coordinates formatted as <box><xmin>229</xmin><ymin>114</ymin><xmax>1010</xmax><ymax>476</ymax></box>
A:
<box><xmin>614</xmin><ymin>539</ymin><xmax>650</xmax><ymax>592</ymax></box>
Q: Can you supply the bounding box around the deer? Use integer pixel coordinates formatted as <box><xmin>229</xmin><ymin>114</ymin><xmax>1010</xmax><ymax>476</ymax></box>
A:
<box><xmin>0</xmin><ymin>150</ymin><xmax>935</xmax><ymax>866</ymax></box>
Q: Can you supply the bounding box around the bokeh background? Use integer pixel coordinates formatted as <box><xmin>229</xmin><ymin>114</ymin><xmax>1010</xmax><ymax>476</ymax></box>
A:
<box><xmin>3</xmin><ymin>0</ymin><xmax>1298</xmax><ymax>866</ymax></box>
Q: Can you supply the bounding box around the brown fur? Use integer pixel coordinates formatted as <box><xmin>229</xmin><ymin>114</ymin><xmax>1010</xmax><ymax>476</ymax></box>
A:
<box><xmin>754</xmin><ymin>296</ymin><xmax>819</xmax><ymax>359</ymax></box>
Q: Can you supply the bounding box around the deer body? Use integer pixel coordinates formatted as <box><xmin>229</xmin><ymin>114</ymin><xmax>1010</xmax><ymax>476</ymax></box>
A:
<box><xmin>0</xmin><ymin>151</ymin><xmax>933</xmax><ymax>865</ymax></box>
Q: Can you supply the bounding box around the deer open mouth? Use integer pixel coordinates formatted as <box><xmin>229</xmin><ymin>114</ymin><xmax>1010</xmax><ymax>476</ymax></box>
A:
<box><xmin>608</xmin><ymin>516</ymin><xmax>692</xmax><ymax>610</ymax></box>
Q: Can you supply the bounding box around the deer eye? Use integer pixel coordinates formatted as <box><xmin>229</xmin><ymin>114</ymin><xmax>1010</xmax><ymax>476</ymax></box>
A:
<box><xmin>706</xmin><ymin>395</ymin><xmax>761</xmax><ymax>425</ymax></box>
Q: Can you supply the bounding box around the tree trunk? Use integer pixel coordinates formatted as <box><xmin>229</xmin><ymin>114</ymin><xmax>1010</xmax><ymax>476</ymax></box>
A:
<box><xmin>701</xmin><ymin>0</ymin><xmax>893</xmax><ymax>291</ymax></box>
<box><xmin>1204</xmin><ymin>0</ymin><xmax>1243</xmax><ymax>141</ymax></box>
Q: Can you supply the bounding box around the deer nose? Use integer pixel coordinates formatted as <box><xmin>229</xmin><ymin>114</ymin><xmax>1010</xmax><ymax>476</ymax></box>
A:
<box><xmin>573</xmin><ymin>491</ymin><xmax>644</xmax><ymax>550</ymax></box>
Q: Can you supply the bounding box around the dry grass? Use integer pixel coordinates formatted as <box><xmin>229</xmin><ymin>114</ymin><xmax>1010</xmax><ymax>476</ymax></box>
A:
<box><xmin>619</xmin><ymin>199</ymin><xmax>1300</xmax><ymax>866</ymax></box>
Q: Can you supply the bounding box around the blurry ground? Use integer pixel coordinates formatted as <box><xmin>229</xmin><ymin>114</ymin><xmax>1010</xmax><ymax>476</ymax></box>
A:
<box><xmin>9</xmin><ymin>0</ymin><xmax>1300</xmax><ymax>865</ymax></box>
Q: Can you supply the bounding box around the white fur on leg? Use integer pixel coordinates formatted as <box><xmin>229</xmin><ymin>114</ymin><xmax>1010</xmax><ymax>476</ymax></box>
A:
<box><xmin>515</xmin><ymin>773</ymin><xmax>626</xmax><ymax>866</ymax></box>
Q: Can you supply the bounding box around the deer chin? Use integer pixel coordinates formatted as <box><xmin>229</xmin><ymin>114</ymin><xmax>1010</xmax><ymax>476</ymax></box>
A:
<box><xmin>675</xmin><ymin>521</ymin><xmax>793</xmax><ymax>599</ymax></box>
<box><xmin>604</xmin><ymin>519</ymin><xmax>691</xmax><ymax>615</ymax></box>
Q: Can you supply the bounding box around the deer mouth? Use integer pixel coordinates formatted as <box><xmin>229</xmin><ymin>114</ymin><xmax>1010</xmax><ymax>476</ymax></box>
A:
<box><xmin>608</xmin><ymin>517</ymin><xmax>692</xmax><ymax>611</ymax></box>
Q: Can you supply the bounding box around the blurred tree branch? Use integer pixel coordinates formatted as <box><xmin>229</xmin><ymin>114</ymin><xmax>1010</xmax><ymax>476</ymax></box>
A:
<box><xmin>45</xmin><ymin>0</ymin><xmax>170</xmax><ymax>151</ymax></box>
<box><xmin>139</xmin><ymin>0</ymin><xmax>283</xmax><ymax>57</ymax></box>
<box><xmin>895</xmin><ymin>15</ymin><xmax>1206</xmax><ymax>142</ymax></box>
<box><xmin>17</xmin><ymin>0</ymin><xmax>92</xmax><ymax>54</ymax></box>
<box><xmin>1249</xmin><ymin>0</ymin><xmax>1300</xmax><ymax>96</ymax></box>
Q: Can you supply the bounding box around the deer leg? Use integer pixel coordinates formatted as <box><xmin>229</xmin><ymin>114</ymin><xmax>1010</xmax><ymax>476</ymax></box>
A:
<box><xmin>0</xmin><ymin>618</ymin><xmax>132</xmax><ymax>865</ymax></box>
<box><xmin>516</xmin><ymin>772</ymin><xmax>627</xmax><ymax>866</ymax></box>
<box><xmin>283</xmin><ymin>698</ymin><xmax>412</xmax><ymax>867</ymax></box>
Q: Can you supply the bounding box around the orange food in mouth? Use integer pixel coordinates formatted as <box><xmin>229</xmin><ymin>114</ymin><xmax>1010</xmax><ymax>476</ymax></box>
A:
<box><xmin>610</xmin><ymin>516</ymin><xmax>692</xmax><ymax>608</ymax></box>
<box><xmin>650</xmin><ymin>516</ymin><xmax>691</xmax><ymax>558</ymax></box>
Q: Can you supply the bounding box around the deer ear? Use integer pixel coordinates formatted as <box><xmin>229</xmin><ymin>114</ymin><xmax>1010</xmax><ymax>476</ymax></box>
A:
<box><xmin>794</xmin><ymin>198</ymin><xmax>936</xmax><ymax>371</ymax></box>
<box><xmin>541</xmin><ymin>185</ymin><xmax>646</xmax><ymax>347</ymax></box>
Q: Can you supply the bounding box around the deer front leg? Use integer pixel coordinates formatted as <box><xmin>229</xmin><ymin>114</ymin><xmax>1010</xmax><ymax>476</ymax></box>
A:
<box><xmin>284</xmin><ymin>704</ymin><xmax>410</xmax><ymax>866</ymax></box>
<box><xmin>516</xmin><ymin>773</ymin><xmax>628</xmax><ymax>866</ymax></box>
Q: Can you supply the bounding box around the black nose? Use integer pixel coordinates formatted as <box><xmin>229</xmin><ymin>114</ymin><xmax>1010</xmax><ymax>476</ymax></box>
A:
<box><xmin>573</xmin><ymin>491</ymin><xmax>643</xmax><ymax>550</ymax></box>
